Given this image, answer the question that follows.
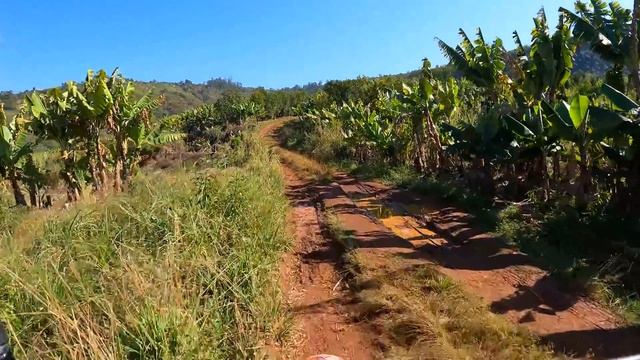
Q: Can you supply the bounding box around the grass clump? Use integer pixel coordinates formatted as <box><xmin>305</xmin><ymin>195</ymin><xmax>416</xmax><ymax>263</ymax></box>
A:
<box><xmin>0</xmin><ymin>138</ymin><xmax>290</xmax><ymax>359</ymax></box>
<box><xmin>350</xmin><ymin>253</ymin><xmax>556</xmax><ymax>360</ymax></box>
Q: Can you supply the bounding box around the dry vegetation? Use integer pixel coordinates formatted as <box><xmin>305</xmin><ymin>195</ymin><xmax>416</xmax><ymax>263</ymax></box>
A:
<box><xmin>0</xmin><ymin>136</ymin><xmax>292</xmax><ymax>359</ymax></box>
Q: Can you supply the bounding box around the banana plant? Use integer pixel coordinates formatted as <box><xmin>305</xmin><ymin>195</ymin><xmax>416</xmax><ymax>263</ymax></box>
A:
<box><xmin>442</xmin><ymin>109</ymin><xmax>514</xmax><ymax>193</ymax></box>
<box><xmin>0</xmin><ymin>104</ymin><xmax>31</xmax><ymax>206</ymax></box>
<box><xmin>232</xmin><ymin>101</ymin><xmax>263</xmax><ymax>123</ymax></box>
<box><xmin>127</xmin><ymin>118</ymin><xmax>185</xmax><ymax>171</ymax></box>
<box><xmin>560</xmin><ymin>0</ymin><xmax>634</xmax><ymax>93</ymax></box>
<box><xmin>107</xmin><ymin>73</ymin><xmax>162</xmax><ymax>192</ymax></box>
<box><xmin>505</xmin><ymin>105</ymin><xmax>561</xmax><ymax>195</ymax></box>
<box><xmin>539</xmin><ymin>92</ymin><xmax>631</xmax><ymax>205</ymax></box>
<box><xmin>338</xmin><ymin>101</ymin><xmax>394</xmax><ymax>161</ymax></box>
<box><xmin>589</xmin><ymin>84</ymin><xmax>640</xmax><ymax>212</ymax></box>
<box><xmin>437</xmin><ymin>28</ymin><xmax>511</xmax><ymax>103</ymax></box>
<box><xmin>513</xmin><ymin>9</ymin><xmax>577</xmax><ymax>103</ymax></box>
<box><xmin>73</xmin><ymin>70</ymin><xmax>115</xmax><ymax>191</ymax></box>
<box><xmin>397</xmin><ymin>59</ymin><xmax>460</xmax><ymax>173</ymax></box>
<box><xmin>24</xmin><ymin>87</ymin><xmax>85</xmax><ymax>202</ymax></box>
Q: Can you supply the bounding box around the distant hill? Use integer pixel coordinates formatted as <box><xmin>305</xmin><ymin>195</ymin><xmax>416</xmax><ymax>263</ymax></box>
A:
<box><xmin>0</xmin><ymin>47</ymin><xmax>611</xmax><ymax>119</ymax></box>
<box><xmin>0</xmin><ymin>78</ymin><xmax>323</xmax><ymax>119</ymax></box>
<box><xmin>572</xmin><ymin>46</ymin><xmax>611</xmax><ymax>76</ymax></box>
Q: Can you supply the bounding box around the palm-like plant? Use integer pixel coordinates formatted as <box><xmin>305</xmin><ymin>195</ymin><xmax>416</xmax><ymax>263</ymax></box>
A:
<box><xmin>338</xmin><ymin>101</ymin><xmax>394</xmax><ymax>161</ymax></box>
<box><xmin>25</xmin><ymin>86</ymin><xmax>85</xmax><ymax>202</ymax></box>
<box><xmin>505</xmin><ymin>104</ymin><xmax>564</xmax><ymax>196</ymax></box>
<box><xmin>397</xmin><ymin>59</ymin><xmax>459</xmax><ymax>172</ymax></box>
<box><xmin>539</xmin><ymin>93</ymin><xmax>629</xmax><ymax>205</ymax></box>
<box><xmin>107</xmin><ymin>73</ymin><xmax>162</xmax><ymax>192</ymax></box>
<box><xmin>128</xmin><ymin>117</ymin><xmax>185</xmax><ymax>169</ymax></box>
<box><xmin>589</xmin><ymin>84</ymin><xmax>640</xmax><ymax>212</ymax></box>
<box><xmin>560</xmin><ymin>0</ymin><xmax>634</xmax><ymax>92</ymax></box>
<box><xmin>74</xmin><ymin>70</ymin><xmax>115</xmax><ymax>190</ymax></box>
<box><xmin>437</xmin><ymin>28</ymin><xmax>510</xmax><ymax>103</ymax></box>
<box><xmin>513</xmin><ymin>9</ymin><xmax>577</xmax><ymax>103</ymax></box>
<box><xmin>442</xmin><ymin>108</ymin><xmax>513</xmax><ymax>193</ymax></box>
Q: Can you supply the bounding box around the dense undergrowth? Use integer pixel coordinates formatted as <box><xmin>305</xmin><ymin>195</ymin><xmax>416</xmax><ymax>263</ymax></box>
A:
<box><xmin>278</xmin><ymin>115</ymin><xmax>640</xmax><ymax>323</ymax></box>
<box><xmin>0</xmin><ymin>136</ymin><xmax>290</xmax><ymax>359</ymax></box>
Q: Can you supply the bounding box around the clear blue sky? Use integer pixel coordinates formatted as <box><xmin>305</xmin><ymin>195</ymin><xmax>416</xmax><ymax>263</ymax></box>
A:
<box><xmin>0</xmin><ymin>0</ymin><xmax>633</xmax><ymax>91</ymax></box>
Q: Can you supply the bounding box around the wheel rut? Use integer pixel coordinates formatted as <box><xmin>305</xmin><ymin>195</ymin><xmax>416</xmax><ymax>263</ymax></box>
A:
<box><xmin>333</xmin><ymin>174</ymin><xmax>640</xmax><ymax>359</ymax></box>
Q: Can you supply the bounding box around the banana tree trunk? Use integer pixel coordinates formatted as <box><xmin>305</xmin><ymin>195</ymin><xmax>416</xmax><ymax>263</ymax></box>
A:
<box><xmin>553</xmin><ymin>152</ymin><xmax>561</xmax><ymax>184</ymax></box>
<box><xmin>89</xmin><ymin>160</ymin><xmax>100</xmax><ymax>191</ymax></box>
<box><xmin>576</xmin><ymin>144</ymin><xmax>591</xmax><ymax>207</ymax></box>
<box><xmin>482</xmin><ymin>157</ymin><xmax>495</xmax><ymax>195</ymax></box>
<box><xmin>114</xmin><ymin>159</ymin><xmax>123</xmax><ymax>193</ymax></box>
<box><xmin>423</xmin><ymin>109</ymin><xmax>445</xmax><ymax>171</ymax></box>
<box><xmin>114</xmin><ymin>135</ymin><xmax>127</xmax><ymax>192</ymax></box>
<box><xmin>627</xmin><ymin>138</ymin><xmax>640</xmax><ymax>215</ymax></box>
<box><xmin>631</xmin><ymin>0</ymin><xmax>640</xmax><ymax>100</ymax></box>
<box><xmin>8</xmin><ymin>169</ymin><xmax>27</xmax><ymax>206</ymax></box>
<box><xmin>97</xmin><ymin>141</ymin><xmax>108</xmax><ymax>187</ymax></box>
<box><xmin>567</xmin><ymin>146</ymin><xmax>577</xmax><ymax>182</ymax></box>
<box><xmin>62</xmin><ymin>153</ymin><xmax>80</xmax><ymax>203</ymax></box>
<box><xmin>411</xmin><ymin>115</ymin><xmax>428</xmax><ymax>173</ymax></box>
<box><xmin>28</xmin><ymin>183</ymin><xmax>40</xmax><ymax>208</ymax></box>
<box><xmin>539</xmin><ymin>155</ymin><xmax>550</xmax><ymax>199</ymax></box>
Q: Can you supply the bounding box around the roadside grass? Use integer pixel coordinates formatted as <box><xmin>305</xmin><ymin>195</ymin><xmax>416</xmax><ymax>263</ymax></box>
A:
<box><xmin>0</xmin><ymin>136</ymin><xmax>291</xmax><ymax>359</ymax></box>
<box><xmin>322</xmin><ymin>214</ymin><xmax>555</xmax><ymax>359</ymax></box>
<box><xmin>274</xmin><ymin>147</ymin><xmax>334</xmax><ymax>183</ymax></box>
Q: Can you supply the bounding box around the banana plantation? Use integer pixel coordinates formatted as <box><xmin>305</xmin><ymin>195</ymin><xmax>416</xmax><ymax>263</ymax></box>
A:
<box><xmin>288</xmin><ymin>1</ymin><xmax>640</xmax><ymax>307</ymax></box>
<box><xmin>2</xmin><ymin>0</ymin><xmax>640</xmax><ymax>358</ymax></box>
<box><xmin>298</xmin><ymin>2</ymin><xmax>640</xmax><ymax>214</ymax></box>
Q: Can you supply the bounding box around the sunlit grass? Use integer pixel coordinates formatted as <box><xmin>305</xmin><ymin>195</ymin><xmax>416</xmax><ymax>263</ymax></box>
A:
<box><xmin>0</xmin><ymin>136</ymin><xmax>291</xmax><ymax>359</ymax></box>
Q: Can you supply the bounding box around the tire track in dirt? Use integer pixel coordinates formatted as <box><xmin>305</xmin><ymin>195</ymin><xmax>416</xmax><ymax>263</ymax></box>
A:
<box><xmin>262</xmin><ymin>120</ymin><xmax>379</xmax><ymax>360</ymax></box>
<box><xmin>335</xmin><ymin>176</ymin><xmax>640</xmax><ymax>359</ymax></box>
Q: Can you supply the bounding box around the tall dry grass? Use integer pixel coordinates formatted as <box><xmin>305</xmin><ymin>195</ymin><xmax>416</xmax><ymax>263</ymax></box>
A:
<box><xmin>0</xmin><ymin>136</ymin><xmax>290</xmax><ymax>359</ymax></box>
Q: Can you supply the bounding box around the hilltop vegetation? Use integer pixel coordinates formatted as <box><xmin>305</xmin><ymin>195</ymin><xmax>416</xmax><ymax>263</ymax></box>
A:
<box><xmin>1</xmin><ymin>77</ymin><xmax>321</xmax><ymax>120</ymax></box>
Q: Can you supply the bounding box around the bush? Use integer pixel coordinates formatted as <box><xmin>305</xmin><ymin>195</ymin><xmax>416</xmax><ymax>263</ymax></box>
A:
<box><xmin>277</xmin><ymin>117</ymin><xmax>345</xmax><ymax>161</ymax></box>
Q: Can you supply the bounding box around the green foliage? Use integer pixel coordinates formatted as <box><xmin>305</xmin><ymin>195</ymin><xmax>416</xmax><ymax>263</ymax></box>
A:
<box><xmin>560</xmin><ymin>0</ymin><xmax>634</xmax><ymax>92</ymax></box>
<box><xmin>512</xmin><ymin>9</ymin><xmax>577</xmax><ymax>102</ymax></box>
<box><xmin>177</xmin><ymin>93</ymin><xmax>262</xmax><ymax>151</ymax></box>
<box><xmin>438</xmin><ymin>28</ymin><xmax>510</xmax><ymax>101</ymax></box>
